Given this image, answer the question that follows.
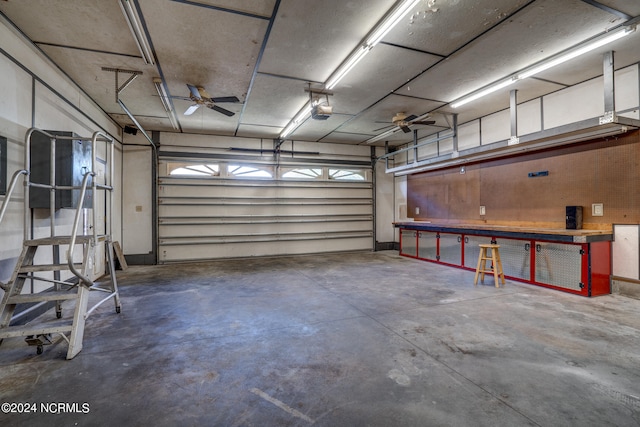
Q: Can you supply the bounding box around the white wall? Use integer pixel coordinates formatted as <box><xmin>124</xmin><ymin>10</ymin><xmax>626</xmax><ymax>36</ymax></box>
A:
<box><xmin>393</xmin><ymin>175</ymin><xmax>409</xmax><ymax>242</ymax></box>
<box><xmin>374</xmin><ymin>146</ymin><xmax>395</xmax><ymax>245</ymax></box>
<box><xmin>122</xmin><ymin>140</ymin><xmax>153</xmax><ymax>255</ymax></box>
<box><xmin>0</xmin><ymin>16</ymin><xmax>122</xmax><ymax>287</ymax></box>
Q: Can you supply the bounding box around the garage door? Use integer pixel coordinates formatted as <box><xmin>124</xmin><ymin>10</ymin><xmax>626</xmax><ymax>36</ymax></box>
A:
<box><xmin>157</xmin><ymin>151</ymin><xmax>373</xmax><ymax>263</ymax></box>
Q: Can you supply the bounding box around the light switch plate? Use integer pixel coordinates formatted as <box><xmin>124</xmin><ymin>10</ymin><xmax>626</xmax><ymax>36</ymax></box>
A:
<box><xmin>480</xmin><ymin>206</ymin><xmax>486</xmax><ymax>216</ymax></box>
<box><xmin>415</xmin><ymin>206</ymin><xmax>420</xmax><ymax>215</ymax></box>
<box><xmin>592</xmin><ymin>203</ymin><xmax>604</xmax><ymax>216</ymax></box>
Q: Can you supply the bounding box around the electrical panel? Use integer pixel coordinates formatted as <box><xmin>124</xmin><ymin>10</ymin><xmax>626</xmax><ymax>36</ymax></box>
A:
<box><xmin>29</xmin><ymin>131</ymin><xmax>92</xmax><ymax>209</ymax></box>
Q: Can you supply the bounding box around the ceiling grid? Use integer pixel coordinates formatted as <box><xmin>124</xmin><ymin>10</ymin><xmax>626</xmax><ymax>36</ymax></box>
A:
<box><xmin>0</xmin><ymin>0</ymin><xmax>637</xmax><ymax>145</ymax></box>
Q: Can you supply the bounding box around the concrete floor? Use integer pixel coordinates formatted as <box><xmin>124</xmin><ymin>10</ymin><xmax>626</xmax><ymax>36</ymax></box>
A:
<box><xmin>1</xmin><ymin>250</ymin><xmax>640</xmax><ymax>426</ymax></box>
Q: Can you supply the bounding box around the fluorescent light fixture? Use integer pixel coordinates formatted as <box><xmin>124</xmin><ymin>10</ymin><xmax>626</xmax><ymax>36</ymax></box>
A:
<box><xmin>519</xmin><ymin>27</ymin><xmax>634</xmax><ymax>79</ymax></box>
<box><xmin>325</xmin><ymin>0</ymin><xmax>420</xmax><ymax>90</ymax></box>
<box><xmin>294</xmin><ymin>104</ymin><xmax>312</xmax><ymax>123</ymax></box>
<box><xmin>280</xmin><ymin>103</ymin><xmax>312</xmax><ymax>139</ymax></box>
<box><xmin>119</xmin><ymin>0</ymin><xmax>155</xmax><ymax>65</ymax></box>
<box><xmin>326</xmin><ymin>45</ymin><xmax>370</xmax><ymax>90</ymax></box>
<box><xmin>366</xmin><ymin>0</ymin><xmax>421</xmax><ymax>46</ymax></box>
<box><xmin>153</xmin><ymin>78</ymin><xmax>179</xmax><ymax>130</ymax></box>
<box><xmin>282</xmin><ymin>0</ymin><xmax>421</xmax><ymax>138</ymax></box>
<box><xmin>450</xmin><ymin>25</ymin><xmax>635</xmax><ymax>109</ymax></box>
<box><xmin>280</xmin><ymin>122</ymin><xmax>298</xmax><ymax>139</ymax></box>
<box><xmin>451</xmin><ymin>78</ymin><xmax>517</xmax><ymax>108</ymax></box>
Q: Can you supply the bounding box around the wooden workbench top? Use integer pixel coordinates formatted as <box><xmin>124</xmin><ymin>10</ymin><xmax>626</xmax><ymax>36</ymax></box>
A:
<box><xmin>393</xmin><ymin>221</ymin><xmax>613</xmax><ymax>243</ymax></box>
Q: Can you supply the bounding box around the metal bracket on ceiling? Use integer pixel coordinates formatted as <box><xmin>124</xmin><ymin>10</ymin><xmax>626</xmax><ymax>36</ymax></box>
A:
<box><xmin>304</xmin><ymin>84</ymin><xmax>333</xmax><ymax>105</ymax></box>
<box><xmin>101</xmin><ymin>67</ymin><xmax>143</xmax><ymax>103</ymax></box>
<box><xmin>303</xmin><ymin>85</ymin><xmax>334</xmax><ymax>96</ymax></box>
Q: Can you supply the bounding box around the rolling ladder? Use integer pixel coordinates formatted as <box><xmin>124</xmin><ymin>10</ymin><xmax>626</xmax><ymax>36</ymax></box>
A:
<box><xmin>0</xmin><ymin>129</ymin><xmax>121</xmax><ymax>359</ymax></box>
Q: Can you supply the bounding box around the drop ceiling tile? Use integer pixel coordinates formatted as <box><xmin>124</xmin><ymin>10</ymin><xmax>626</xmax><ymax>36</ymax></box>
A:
<box><xmin>438</xmin><ymin>78</ymin><xmax>565</xmax><ymax>126</ymax></box>
<box><xmin>258</xmin><ymin>0</ymin><xmax>396</xmax><ymax>82</ymax></box>
<box><xmin>596</xmin><ymin>0</ymin><xmax>640</xmax><ymax>16</ymax></box>
<box><xmin>532</xmin><ymin>30</ymin><xmax>640</xmax><ymax>85</ymax></box>
<box><xmin>329</xmin><ymin>43</ymin><xmax>443</xmax><ymax>113</ymax></box>
<box><xmin>182</xmin><ymin>0</ymin><xmax>277</xmax><ymax>17</ymax></box>
<box><xmin>288</xmin><ymin>113</ymin><xmax>354</xmax><ymax>142</ymax></box>
<box><xmin>236</xmin><ymin>123</ymin><xmax>282</xmax><ymax>139</ymax></box>
<box><xmin>0</xmin><ymin>1</ymin><xmax>140</xmax><ymax>56</ymax></box>
<box><xmin>382</xmin><ymin>0</ymin><xmax>533</xmax><ymax>56</ymax></box>
<box><xmin>241</xmin><ymin>73</ymin><xmax>309</xmax><ymax>128</ymax></box>
<box><xmin>2</xmin><ymin>0</ymin><xmax>639</xmax><ymax>144</ymax></box>
<box><xmin>395</xmin><ymin>0</ymin><xmax>623</xmax><ymax>103</ymax></box>
<box><xmin>142</xmin><ymin>0</ymin><xmax>269</xmax><ymax>102</ymax></box>
<box><xmin>320</xmin><ymin>132</ymin><xmax>374</xmax><ymax>144</ymax></box>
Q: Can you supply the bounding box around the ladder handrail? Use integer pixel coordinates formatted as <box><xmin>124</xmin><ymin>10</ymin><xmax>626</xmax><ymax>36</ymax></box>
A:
<box><xmin>0</xmin><ymin>169</ymin><xmax>28</xmax><ymax>227</ymax></box>
<box><xmin>0</xmin><ymin>169</ymin><xmax>28</xmax><ymax>291</ymax></box>
<box><xmin>67</xmin><ymin>171</ymin><xmax>95</xmax><ymax>287</ymax></box>
<box><xmin>89</xmin><ymin>130</ymin><xmax>114</xmax><ymax>248</ymax></box>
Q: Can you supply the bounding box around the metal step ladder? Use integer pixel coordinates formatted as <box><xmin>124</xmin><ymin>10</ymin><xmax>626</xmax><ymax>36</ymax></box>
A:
<box><xmin>0</xmin><ymin>128</ymin><xmax>121</xmax><ymax>359</ymax></box>
<box><xmin>0</xmin><ymin>236</ymin><xmax>121</xmax><ymax>359</ymax></box>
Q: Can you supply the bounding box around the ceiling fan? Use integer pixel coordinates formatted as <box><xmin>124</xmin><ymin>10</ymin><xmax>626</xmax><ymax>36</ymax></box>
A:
<box><xmin>374</xmin><ymin>112</ymin><xmax>436</xmax><ymax>133</ymax></box>
<box><xmin>184</xmin><ymin>84</ymin><xmax>240</xmax><ymax>117</ymax></box>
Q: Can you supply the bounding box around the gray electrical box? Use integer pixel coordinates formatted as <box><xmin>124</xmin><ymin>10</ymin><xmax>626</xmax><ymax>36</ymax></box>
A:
<box><xmin>29</xmin><ymin>131</ymin><xmax>92</xmax><ymax>209</ymax></box>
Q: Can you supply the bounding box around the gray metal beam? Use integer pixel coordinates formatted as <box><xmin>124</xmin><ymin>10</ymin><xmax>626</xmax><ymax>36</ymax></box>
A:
<box><xmin>510</xmin><ymin>89</ymin><xmax>518</xmax><ymax>137</ymax></box>
<box><xmin>603</xmin><ymin>51</ymin><xmax>615</xmax><ymax>116</ymax></box>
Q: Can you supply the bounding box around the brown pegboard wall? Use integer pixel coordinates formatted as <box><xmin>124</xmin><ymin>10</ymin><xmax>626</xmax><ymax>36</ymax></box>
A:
<box><xmin>407</xmin><ymin>130</ymin><xmax>640</xmax><ymax>227</ymax></box>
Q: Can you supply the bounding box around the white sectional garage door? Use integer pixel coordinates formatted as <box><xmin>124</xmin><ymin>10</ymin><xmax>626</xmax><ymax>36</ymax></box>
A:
<box><xmin>157</xmin><ymin>148</ymin><xmax>373</xmax><ymax>263</ymax></box>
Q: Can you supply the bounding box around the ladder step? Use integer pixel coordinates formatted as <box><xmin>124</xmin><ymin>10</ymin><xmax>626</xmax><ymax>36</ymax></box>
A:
<box><xmin>24</xmin><ymin>235</ymin><xmax>106</xmax><ymax>246</ymax></box>
<box><xmin>0</xmin><ymin>322</ymin><xmax>73</xmax><ymax>339</ymax></box>
<box><xmin>7</xmin><ymin>290</ymin><xmax>78</xmax><ymax>304</ymax></box>
<box><xmin>19</xmin><ymin>263</ymin><xmax>83</xmax><ymax>273</ymax></box>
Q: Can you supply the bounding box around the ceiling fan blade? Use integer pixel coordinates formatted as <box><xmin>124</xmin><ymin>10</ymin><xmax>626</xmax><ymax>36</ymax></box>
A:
<box><xmin>211</xmin><ymin>96</ymin><xmax>240</xmax><ymax>103</ymax></box>
<box><xmin>184</xmin><ymin>104</ymin><xmax>200</xmax><ymax>116</ymax></box>
<box><xmin>404</xmin><ymin>114</ymin><xmax>418</xmax><ymax>122</ymax></box>
<box><xmin>373</xmin><ymin>125</ymin><xmax>394</xmax><ymax>132</ymax></box>
<box><xmin>412</xmin><ymin>120</ymin><xmax>436</xmax><ymax>125</ymax></box>
<box><xmin>209</xmin><ymin>104</ymin><xmax>235</xmax><ymax>117</ymax></box>
<box><xmin>400</xmin><ymin>125</ymin><xmax>412</xmax><ymax>133</ymax></box>
<box><xmin>187</xmin><ymin>84</ymin><xmax>202</xmax><ymax>100</ymax></box>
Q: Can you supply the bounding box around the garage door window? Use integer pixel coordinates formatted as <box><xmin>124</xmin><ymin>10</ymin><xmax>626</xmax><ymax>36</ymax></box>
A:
<box><xmin>329</xmin><ymin>169</ymin><xmax>366</xmax><ymax>181</ymax></box>
<box><xmin>281</xmin><ymin>168</ymin><xmax>322</xmax><ymax>179</ymax></box>
<box><xmin>168</xmin><ymin>163</ymin><xmax>220</xmax><ymax>177</ymax></box>
<box><xmin>228</xmin><ymin>164</ymin><xmax>272</xmax><ymax>178</ymax></box>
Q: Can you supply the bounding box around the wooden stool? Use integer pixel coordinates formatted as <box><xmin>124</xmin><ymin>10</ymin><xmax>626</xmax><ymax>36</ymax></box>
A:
<box><xmin>474</xmin><ymin>244</ymin><xmax>505</xmax><ymax>288</ymax></box>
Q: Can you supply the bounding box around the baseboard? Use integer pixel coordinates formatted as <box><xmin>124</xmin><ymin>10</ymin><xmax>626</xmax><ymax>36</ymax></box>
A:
<box><xmin>611</xmin><ymin>277</ymin><xmax>640</xmax><ymax>300</ymax></box>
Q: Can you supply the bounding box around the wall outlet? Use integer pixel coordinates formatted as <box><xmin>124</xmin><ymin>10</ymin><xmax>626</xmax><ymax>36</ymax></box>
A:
<box><xmin>480</xmin><ymin>206</ymin><xmax>486</xmax><ymax>216</ymax></box>
<box><xmin>415</xmin><ymin>206</ymin><xmax>420</xmax><ymax>215</ymax></box>
<box><xmin>592</xmin><ymin>203</ymin><xmax>604</xmax><ymax>216</ymax></box>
